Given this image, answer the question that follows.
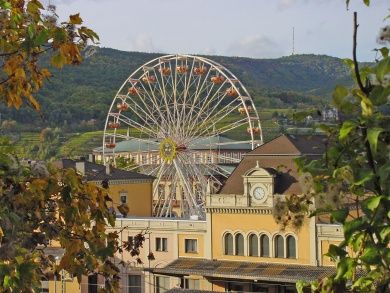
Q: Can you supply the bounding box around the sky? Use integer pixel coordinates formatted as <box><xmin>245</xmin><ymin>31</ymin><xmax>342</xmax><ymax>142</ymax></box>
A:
<box><xmin>48</xmin><ymin>0</ymin><xmax>388</xmax><ymax>61</ymax></box>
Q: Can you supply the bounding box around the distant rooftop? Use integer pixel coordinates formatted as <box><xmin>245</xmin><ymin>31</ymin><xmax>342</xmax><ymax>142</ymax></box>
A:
<box><xmin>55</xmin><ymin>158</ymin><xmax>154</xmax><ymax>182</ymax></box>
<box><xmin>94</xmin><ymin>135</ymin><xmax>253</xmax><ymax>153</ymax></box>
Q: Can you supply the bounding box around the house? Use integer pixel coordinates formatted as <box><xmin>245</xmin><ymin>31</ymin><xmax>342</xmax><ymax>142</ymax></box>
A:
<box><xmin>55</xmin><ymin>158</ymin><xmax>155</xmax><ymax>217</ymax></box>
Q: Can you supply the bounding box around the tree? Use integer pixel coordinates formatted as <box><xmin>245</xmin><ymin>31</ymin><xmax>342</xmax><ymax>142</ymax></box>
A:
<box><xmin>115</xmin><ymin>156</ymin><xmax>139</xmax><ymax>172</ymax></box>
<box><xmin>27</xmin><ymin>127</ymin><xmax>62</xmax><ymax>160</ymax></box>
<box><xmin>0</xmin><ymin>1</ymin><xmax>128</xmax><ymax>292</ymax></box>
<box><xmin>275</xmin><ymin>2</ymin><xmax>389</xmax><ymax>292</ymax></box>
<box><xmin>0</xmin><ymin>0</ymin><xmax>98</xmax><ymax>110</ymax></box>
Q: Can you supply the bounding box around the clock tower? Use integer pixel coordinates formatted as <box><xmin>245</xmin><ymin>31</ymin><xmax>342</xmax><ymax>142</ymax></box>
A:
<box><xmin>243</xmin><ymin>162</ymin><xmax>275</xmax><ymax>207</ymax></box>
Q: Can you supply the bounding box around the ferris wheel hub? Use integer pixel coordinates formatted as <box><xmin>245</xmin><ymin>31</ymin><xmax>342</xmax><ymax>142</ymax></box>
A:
<box><xmin>159</xmin><ymin>137</ymin><xmax>177</xmax><ymax>162</ymax></box>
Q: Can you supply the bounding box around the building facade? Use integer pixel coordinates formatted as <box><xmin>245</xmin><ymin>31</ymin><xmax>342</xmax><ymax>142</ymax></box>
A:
<box><xmin>48</xmin><ymin>135</ymin><xmax>345</xmax><ymax>293</ymax></box>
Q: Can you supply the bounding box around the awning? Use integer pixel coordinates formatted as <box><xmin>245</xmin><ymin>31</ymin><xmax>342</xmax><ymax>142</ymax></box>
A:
<box><xmin>152</xmin><ymin>258</ymin><xmax>335</xmax><ymax>284</ymax></box>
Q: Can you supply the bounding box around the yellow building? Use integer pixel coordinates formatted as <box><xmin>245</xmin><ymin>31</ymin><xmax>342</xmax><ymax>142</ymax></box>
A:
<box><xmin>46</xmin><ymin>159</ymin><xmax>155</xmax><ymax>293</ymax></box>
<box><xmin>49</xmin><ymin>135</ymin><xmax>345</xmax><ymax>293</ymax></box>
<box><xmin>56</xmin><ymin>159</ymin><xmax>155</xmax><ymax>217</ymax></box>
<box><xmin>149</xmin><ymin>135</ymin><xmax>341</xmax><ymax>293</ymax></box>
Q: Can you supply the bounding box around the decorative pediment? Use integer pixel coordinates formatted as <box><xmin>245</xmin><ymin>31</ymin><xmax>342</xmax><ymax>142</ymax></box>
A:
<box><xmin>242</xmin><ymin>163</ymin><xmax>275</xmax><ymax>207</ymax></box>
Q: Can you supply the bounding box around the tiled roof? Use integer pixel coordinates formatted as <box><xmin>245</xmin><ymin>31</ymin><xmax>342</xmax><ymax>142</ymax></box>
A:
<box><xmin>152</xmin><ymin>258</ymin><xmax>335</xmax><ymax>283</ymax></box>
<box><xmin>94</xmin><ymin>135</ymin><xmax>252</xmax><ymax>153</ymax></box>
<box><xmin>219</xmin><ymin>134</ymin><xmax>325</xmax><ymax>195</ymax></box>
<box><xmin>56</xmin><ymin>159</ymin><xmax>155</xmax><ymax>181</ymax></box>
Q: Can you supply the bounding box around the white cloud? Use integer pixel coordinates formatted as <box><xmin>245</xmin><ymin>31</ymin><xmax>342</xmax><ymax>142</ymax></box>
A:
<box><xmin>129</xmin><ymin>34</ymin><xmax>157</xmax><ymax>53</ymax></box>
<box><xmin>226</xmin><ymin>35</ymin><xmax>285</xmax><ymax>59</ymax></box>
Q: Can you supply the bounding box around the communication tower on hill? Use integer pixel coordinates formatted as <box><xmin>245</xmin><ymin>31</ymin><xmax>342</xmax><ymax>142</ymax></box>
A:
<box><xmin>292</xmin><ymin>27</ymin><xmax>295</xmax><ymax>55</ymax></box>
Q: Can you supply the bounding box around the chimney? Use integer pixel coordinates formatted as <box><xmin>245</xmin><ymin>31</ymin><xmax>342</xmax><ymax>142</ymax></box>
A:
<box><xmin>88</xmin><ymin>154</ymin><xmax>95</xmax><ymax>163</ymax></box>
<box><xmin>75</xmin><ymin>161</ymin><xmax>85</xmax><ymax>175</ymax></box>
<box><xmin>105</xmin><ymin>164</ymin><xmax>111</xmax><ymax>175</ymax></box>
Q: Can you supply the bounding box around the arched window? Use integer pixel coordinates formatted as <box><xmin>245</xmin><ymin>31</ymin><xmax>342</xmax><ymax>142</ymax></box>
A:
<box><xmin>286</xmin><ymin>236</ymin><xmax>296</xmax><ymax>259</ymax></box>
<box><xmin>224</xmin><ymin>233</ymin><xmax>233</xmax><ymax>255</ymax></box>
<box><xmin>248</xmin><ymin>234</ymin><xmax>258</xmax><ymax>256</ymax></box>
<box><xmin>275</xmin><ymin>235</ymin><xmax>284</xmax><ymax>258</ymax></box>
<box><xmin>235</xmin><ymin>234</ymin><xmax>244</xmax><ymax>256</ymax></box>
<box><xmin>260</xmin><ymin>234</ymin><xmax>270</xmax><ymax>257</ymax></box>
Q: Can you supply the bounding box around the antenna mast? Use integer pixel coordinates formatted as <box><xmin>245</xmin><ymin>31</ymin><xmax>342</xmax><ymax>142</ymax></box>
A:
<box><xmin>292</xmin><ymin>27</ymin><xmax>295</xmax><ymax>55</ymax></box>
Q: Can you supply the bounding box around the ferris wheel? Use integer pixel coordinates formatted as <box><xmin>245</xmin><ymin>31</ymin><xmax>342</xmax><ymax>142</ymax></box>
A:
<box><xmin>103</xmin><ymin>54</ymin><xmax>262</xmax><ymax>219</ymax></box>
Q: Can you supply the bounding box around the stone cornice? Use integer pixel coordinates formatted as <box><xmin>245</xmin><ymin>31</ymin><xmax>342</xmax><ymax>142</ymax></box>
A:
<box><xmin>205</xmin><ymin>207</ymin><xmax>273</xmax><ymax>214</ymax></box>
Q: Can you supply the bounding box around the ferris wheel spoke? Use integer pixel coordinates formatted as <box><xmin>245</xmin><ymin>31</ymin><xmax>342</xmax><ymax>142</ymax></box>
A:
<box><xmin>183</xmin><ymin>80</ymin><xmax>228</xmax><ymax>135</ymax></box>
<box><xmin>117</xmin><ymin>100</ymin><xmax>162</xmax><ymax>133</ymax></box>
<box><xmin>180</xmin><ymin>65</ymin><xmax>213</xmax><ymax>129</ymax></box>
<box><xmin>177</xmin><ymin>57</ymin><xmax>196</xmax><ymax>127</ymax></box>
<box><xmin>205</xmin><ymin>164</ymin><xmax>232</xmax><ymax>178</ymax></box>
<box><xmin>157</xmin><ymin>165</ymin><xmax>177</xmax><ymax>217</ymax></box>
<box><xmin>200</xmin><ymin>165</ymin><xmax>224</xmax><ymax>187</ymax></box>
<box><xmin>184</xmin><ymin>105</ymin><xmax>239</xmax><ymax>143</ymax></box>
<box><xmin>176</xmin><ymin>153</ymin><xmax>209</xmax><ymax>202</ymax></box>
<box><xmin>154</xmin><ymin>69</ymin><xmax>176</xmax><ymax>135</ymax></box>
<box><xmin>138</xmin><ymin>73</ymin><xmax>174</xmax><ymax>134</ymax></box>
<box><xmin>188</xmin><ymin>95</ymin><xmax>243</xmax><ymax>138</ymax></box>
<box><xmin>114</xmin><ymin>114</ymin><xmax>158</xmax><ymax>138</ymax></box>
<box><xmin>172</xmin><ymin>158</ymin><xmax>199</xmax><ymax>216</ymax></box>
<box><xmin>152</xmin><ymin>162</ymin><xmax>168</xmax><ymax>216</ymax></box>
<box><xmin>188</xmin><ymin>117</ymin><xmax>249</xmax><ymax>145</ymax></box>
<box><xmin>122</xmin><ymin>91</ymin><xmax>165</xmax><ymax>129</ymax></box>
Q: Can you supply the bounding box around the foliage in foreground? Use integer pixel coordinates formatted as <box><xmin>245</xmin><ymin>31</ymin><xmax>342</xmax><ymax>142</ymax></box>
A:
<box><xmin>275</xmin><ymin>3</ymin><xmax>389</xmax><ymax>292</ymax></box>
<box><xmin>0</xmin><ymin>1</ymin><xmax>129</xmax><ymax>292</ymax></box>
<box><xmin>0</xmin><ymin>138</ymin><xmax>121</xmax><ymax>291</ymax></box>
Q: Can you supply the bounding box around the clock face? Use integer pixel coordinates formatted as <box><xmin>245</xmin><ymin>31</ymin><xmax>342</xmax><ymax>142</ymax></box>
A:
<box><xmin>253</xmin><ymin>187</ymin><xmax>266</xmax><ymax>201</ymax></box>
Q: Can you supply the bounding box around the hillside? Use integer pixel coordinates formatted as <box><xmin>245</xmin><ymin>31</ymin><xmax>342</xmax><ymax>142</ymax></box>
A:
<box><xmin>0</xmin><ymin>48</ymin><xmax>352</xmax><ymax>131</ymax></box>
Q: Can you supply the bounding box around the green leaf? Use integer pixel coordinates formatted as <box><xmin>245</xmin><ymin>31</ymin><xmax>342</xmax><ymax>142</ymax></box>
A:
<box><xmin>370</xmin><ymin>86</ymin><xmax>390</xmax><ymax>106</ymax></box>
<box><xmin>360</xmin><ymin>94</ymin><xmax>373</xmax><ymax>117</ymax></box>
<box><xmin>296</xmin><ymin>280</ymin><xmax>310</xmax><ymax>293</ymax></box>
<box><xmin>0</xmin><ymin>1</ymin><xmax>12</xmax><ymax>9</ymax></box>
<box><xmin>34</xmin><ymin>29</ymin><xmax>49</xmax><ymax>46</ymax></box>
<box><xmin>380</xmin><ymin>226</ymin><xmax>390</xmax><ymax>241</ymax></box>
<box><xmin>50</xmin><ymin>54</ymin><xmax>66</xmax><ymax>68</ymax></box>
<box><xmin>361</xmin><ymin>246</ymin><xmax>380</xmax><ymax>265</ymax></box>
<box><xmin>333</xmin><ymin>85</ymin><xmax>349</xmax><ymax>104</ymax></box>
<box><xmin>363</xmin><ymin>0</ymin><xmax>370</xmax><ymax>6</ymax></box>
<box><xmin>339</xmin><ymin>120</ymin><xmax>357</xmax><ymax>141</ymax></box>
<box><xmin>3</xmin><ymin>275</ymin><xmax>11</xmax><ymax>288</ymax></box>
<box><xmin>335</xmin><ymin>257</ymin><xmax>354</xmax><ymax>281</ymax></box>
<box><xmin>378</xmin><ymin>47</ymin><xmax>389</xmax><ymax>58</ymax></box>
<box><xmin>331</xmin><ymin>208</ymin><xmax>349</xmax><ymax>223</ymax></box>
<box><xmin>326</xmin><ymin>244</ymin><xmax>347</xmax><ymax>260</ymax></box>
<box><xmin>343</xmin><ymin>58</ymin><xmax>354</xmax><ymax>70</ymax></box>
<box><xmin>363</xmin><ymin>195</ymin><xmax>383</xmax><ymax>211</ymax></box>
<box><xmin>378</xmin><ymin>162</ymin><xmax>390</xmax><ymax>185</ymax></box>
<box><xmin>354</xmin><ymin>169</ymin><xmax>374</xmax><ymax>186</ymax></box>
<box><xmin>344</xmin><ymin>218</ymin><xmax>367</xmax><ymax>241</ymax></box>
<box><xmin>27</xmin><ymin>25</ymin><xmax>35</xmax><ymax>38</ymax></box>
<box><xmin>376</xmin><ymin>57</ymin><xmax>390</xmax><ymax>82</ymax></box>
<box><xmin>367</xmin><ymin>127</ymin><xmax>383</xmax><ymax>153</ymax></box>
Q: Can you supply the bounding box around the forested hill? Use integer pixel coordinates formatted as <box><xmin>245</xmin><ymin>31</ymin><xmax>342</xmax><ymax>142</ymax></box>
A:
<box><xmin>1</xmin><ymin>48</ymin><xmax>353</xmax><ymax>131</ymax></box>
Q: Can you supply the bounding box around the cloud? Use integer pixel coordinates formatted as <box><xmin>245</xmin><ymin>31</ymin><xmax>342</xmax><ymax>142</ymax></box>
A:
<box><xmin>226</xmin><ymin>35</ymin><xmax>285</xmax><ymax>59</ymax></box>
<box><xmin>129</xmin><ymin>34</ymin><xmax>157</xmax><ymax>53</ymax></box>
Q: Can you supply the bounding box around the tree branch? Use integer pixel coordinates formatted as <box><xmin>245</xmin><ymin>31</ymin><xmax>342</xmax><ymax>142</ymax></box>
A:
<box><xmin>353</xmin><ymin>12</ymin><xmax>369</xmax><ymax>95</ymax></box>
<box><xmin>353</xmin><ymin>13</ymin><xmax>382</xmax><ymax>195</ymax></box>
